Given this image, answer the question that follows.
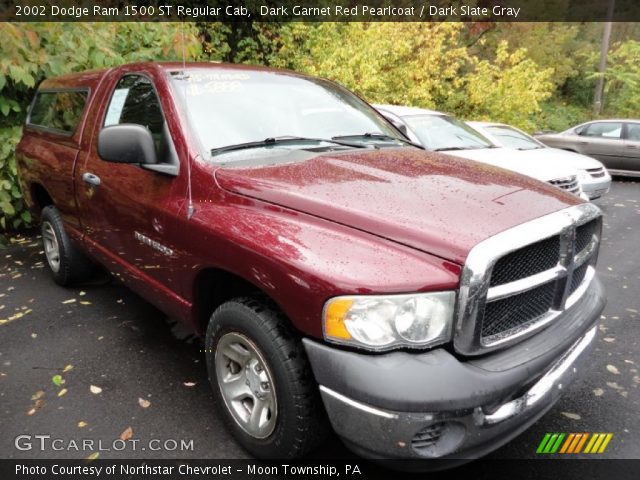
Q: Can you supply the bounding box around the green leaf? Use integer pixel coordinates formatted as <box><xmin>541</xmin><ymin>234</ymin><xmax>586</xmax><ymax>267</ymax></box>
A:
<box><xmin>22</xmin><ymin>73</ymin><xmax>35</xmax><ymax>88</ymax></box>
<box><xmin>52</xmin><ymin>375</ymin><xmax>63</xmax><ymax>387</ymax></box>
<box><xmin>0</xmin><ymin>200</ymin><xmax>15</xmax><ymax>216</ymax></box>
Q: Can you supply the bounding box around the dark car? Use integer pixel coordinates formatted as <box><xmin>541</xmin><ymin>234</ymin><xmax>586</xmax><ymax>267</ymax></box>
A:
<box><xmin>536</xmin><ymin>119</ymin><xmax>640</xmax><ymax>177</ymax></box>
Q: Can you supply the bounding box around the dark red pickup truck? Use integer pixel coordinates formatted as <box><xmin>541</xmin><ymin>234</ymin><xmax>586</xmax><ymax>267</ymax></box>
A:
<box><xmin>16</xmin><ymin>62</ymin><xmax>605</xmax><ymax>465</ymax></box>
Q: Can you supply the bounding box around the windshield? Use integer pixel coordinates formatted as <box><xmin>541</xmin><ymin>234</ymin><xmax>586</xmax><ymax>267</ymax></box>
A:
<box><xmin>403</xmin><ymin>114</ymin><xmax>493</xmax><ymax>150</ymax></box>
<box><xmin>485</xmin><ymin>125</ymin><xmax>543</xmax><ymax>150</ymax></box>
<box><xmin>169</xmin><ymin>68</ymin><xmax>402</xmax><ymax>160</ymax></box>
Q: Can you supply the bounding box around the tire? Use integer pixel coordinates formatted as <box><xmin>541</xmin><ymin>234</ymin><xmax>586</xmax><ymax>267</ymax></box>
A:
<box><xmin>205</xmin><ymin>297</ymin><xmax>328</xmax><ymax>458</ymax></box>
<box><xmin>41</xmin><ymin>205</ymin><xmax>93</xmax><ymax>286</ymax></box>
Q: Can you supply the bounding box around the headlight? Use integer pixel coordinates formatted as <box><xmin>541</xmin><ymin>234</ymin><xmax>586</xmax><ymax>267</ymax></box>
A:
<box><xmin>323</xmin><ymin>292</ymin><xmax>456</xmax><ymax>351</ymax></box>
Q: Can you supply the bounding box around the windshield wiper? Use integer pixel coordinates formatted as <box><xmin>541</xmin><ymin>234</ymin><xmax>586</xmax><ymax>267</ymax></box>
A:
<box><xmin>332</xmin><ymin>133</ymin><xmax>424</xmax><ymax>149</ymax></box>
<box><xmin>211</xmin><ymin>136</ymin><xmax>367</xmax><ymax>157</ymax></box>
<box><xmin>432</xmin><ymin>145</ymin><xmax>495</xmax><ymax>152</ymax></box>
<box><xmin>432</xmin><ymin>146</ymin><xmax>472</xmax><ymax>152</ymax></box>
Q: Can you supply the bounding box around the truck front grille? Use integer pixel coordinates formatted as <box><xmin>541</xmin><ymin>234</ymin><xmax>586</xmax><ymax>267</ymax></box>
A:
<box><xmin>480</xmin><ymin>218</ymin><xmax>599</xmax><ymax>345</ymax></box>
<box><xmin>549</xmin><ymin>175</ymin><xmax>580</xmax><ymax>195</ymax></box>
<box><xmin>482</xmin><ymin>281</ymin><xmax>557</xmax><ymax>339</ymax></box>
<box><xmin>489</xmin><ymin>236</ymin><xmax>560</xmax><ymax>287</ymax></box>
<box><xmin>454</xmin><ymin>203</ymin><xmax>603</xmax><ymax>355</ymax></box>
<box><xmin>575</xmin><ymin>220</ymin><xmax>596</xmax><ymax>254</ymax></box>
<box><xmin>569</xmin><ymin>262</ymin><xmax>589</xmax><ymax>296</ymax></box>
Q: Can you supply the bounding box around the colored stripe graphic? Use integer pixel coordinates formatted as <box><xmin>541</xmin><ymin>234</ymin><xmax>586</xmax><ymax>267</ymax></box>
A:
<box><xmin>538</xmin><ymin>433</ymin><xmax>613</xmax><ymax>454</ymax></box>
<box><xmin>598</xmin><ymin>433</ymin><xmax>613</xmax><ymax>453</ymax></box>
<box><xmin>537</xmin><ymin>433</ymin><xmax>552</xmax><ymax>453</ymax></box>
<box><xmin>559</xmin><ymin>433</ymin><xmax>575</xmax><ymax>453</ymax></box>
<box><xmin>567</xmin><ymin>433</ymin><xmax>583</xmax><ymax>453</ymax></box>
<box><xmin>544</xmin><ymin>433</ymin><xmax>559</xmax><ymax>453</ymax></box>
<box><xmin>575</xmin><ymin>433</ymin><xmax>589</xmax><ymax>453</ymax></box>
<box><xmin>584</xmin><ymin>433</ymin><xmax>599</xmax><ymax>453</ymax></box>
<box><xmin>550</xmin><ymin>433</ymin><xmax>565</xmax><ymax>453</ymax></box>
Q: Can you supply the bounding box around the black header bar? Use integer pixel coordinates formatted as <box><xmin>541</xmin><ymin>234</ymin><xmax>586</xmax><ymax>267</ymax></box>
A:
<box><xmin>2</xmin><ymin>0</ymin><xmax>640</xmax><ymax>22</ymax></box>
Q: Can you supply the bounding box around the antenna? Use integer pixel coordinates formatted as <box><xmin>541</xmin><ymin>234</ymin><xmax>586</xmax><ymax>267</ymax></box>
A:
<box><xmin>181</xmin><ymin>20</ymin><xmax>195</xmax><ymax>220</ymax></box>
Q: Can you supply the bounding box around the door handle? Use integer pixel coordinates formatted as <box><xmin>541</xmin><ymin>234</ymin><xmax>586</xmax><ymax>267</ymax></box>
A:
<box><xmin>82</xmin><ymin>172</ymin><xmax>101</xmax><ymax>187</ymax></box>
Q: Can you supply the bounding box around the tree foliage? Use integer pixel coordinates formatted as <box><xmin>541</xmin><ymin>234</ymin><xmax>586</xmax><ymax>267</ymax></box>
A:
<box><xmin>461</xmin><ymin>41</ymin><xmax>553</xmax><ymax>130</ymax></box>
<box><xmin>277</xmin><ymin>23</ymin><xmax>470</xmax><ymax>109</ymax></box>
<box><xmin>1</xmin><ymin>21</ymin><xmax>638</xmax><ymax>231</ymax></box>
<box><xmin>269</xmin><ymin>23</ymin><xmax>553</xmax><ymax>130</ymax></box>
<box><xmin>599</xmin><ymin>40</ymin><xmax>640</xmax><ymax>118</ymax></box>
<box><xmin>0</xmin><ymin>23</ymin><xmax>199</xmax><ymax>230</ymax></box>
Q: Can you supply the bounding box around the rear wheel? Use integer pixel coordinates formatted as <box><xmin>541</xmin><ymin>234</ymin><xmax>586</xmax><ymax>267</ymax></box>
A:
<box><xmin>205</xmin><ymin>297</ymin><xmax>328</xmax><ymax>458</ymax></box>
<box><xmin>41</xmin><ymin>206</ymin><xmax>93</xmax><ymax>286</ymax></box>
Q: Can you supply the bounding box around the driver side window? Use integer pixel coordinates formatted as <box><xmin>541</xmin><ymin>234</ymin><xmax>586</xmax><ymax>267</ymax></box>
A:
<box><xmin>104</xmin><ymin>75</ymin><xmax>173</xmax><ymax>164</ymax></box>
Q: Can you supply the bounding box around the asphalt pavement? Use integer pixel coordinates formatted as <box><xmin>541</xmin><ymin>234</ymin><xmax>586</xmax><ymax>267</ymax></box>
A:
<box><xmin>0</xmin><ymin>180</ymin><xmax>638</xmax><ymax>461</ymax></box>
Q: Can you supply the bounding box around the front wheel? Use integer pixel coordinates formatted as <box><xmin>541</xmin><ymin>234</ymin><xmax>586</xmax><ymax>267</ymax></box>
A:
<box><xmin>205</xmin><ymin>297</ymin><xmax>328</xmax><ymax>458</ymax></box>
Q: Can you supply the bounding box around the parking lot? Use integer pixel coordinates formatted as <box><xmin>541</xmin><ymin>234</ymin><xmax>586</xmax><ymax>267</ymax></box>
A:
<box><xmin>0</xmin><ymin>179</ymin><xmax>638</xmax><ymax>461</ymax></box>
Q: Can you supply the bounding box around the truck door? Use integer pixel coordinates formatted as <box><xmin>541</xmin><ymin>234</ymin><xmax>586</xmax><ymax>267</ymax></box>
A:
<box><xmin>75</xmin><ymin>73</ymin><xmax>181</xmax><ymax>293</ymax></box>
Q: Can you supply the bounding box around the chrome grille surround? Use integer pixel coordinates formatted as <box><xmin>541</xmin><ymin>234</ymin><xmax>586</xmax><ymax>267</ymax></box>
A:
<box><xmin>454</xmin><ymin>203</ymin><xmax>602</xmax><ymax>355</ymax></box>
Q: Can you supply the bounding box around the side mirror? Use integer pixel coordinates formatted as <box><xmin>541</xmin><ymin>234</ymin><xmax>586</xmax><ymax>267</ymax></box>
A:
<box><xmin>97</xmin><ymin>124</ymin><xmax>158</xmax><ymax>165</ymax></box>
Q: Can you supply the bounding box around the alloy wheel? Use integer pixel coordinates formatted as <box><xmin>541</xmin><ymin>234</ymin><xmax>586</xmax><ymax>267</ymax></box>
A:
<box><xmin>214</xmin><ymin>332</ymin><xmax>278</xmax><ymax>439</ymax></box>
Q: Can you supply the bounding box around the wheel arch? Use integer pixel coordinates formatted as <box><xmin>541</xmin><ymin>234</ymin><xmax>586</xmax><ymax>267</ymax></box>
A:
<box><xmin>191</xmin><ymin>267</ymin><xmax>292</xmax><ymax>336</ymax></box>
<box><xmin>30</xmin><ymin>183</ymin><xmax>55</xmax><ymax>213</ymax></box>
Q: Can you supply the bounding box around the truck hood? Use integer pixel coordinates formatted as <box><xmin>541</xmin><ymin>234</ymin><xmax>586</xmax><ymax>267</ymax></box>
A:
<box><xmin>214</xmin><ymin>148</ymin><xmax>579</xmax><ymax>264</ymax></box>
<box><xmin>446</xmin><ymin>147</ymin><xmax>577</xmax><ymax>182</ymax></box>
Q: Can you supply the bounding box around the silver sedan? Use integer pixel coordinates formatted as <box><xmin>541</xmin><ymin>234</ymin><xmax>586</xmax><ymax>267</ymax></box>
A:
<box><xmin>470</xmin><ymin>121</ymin><xmax>611</xmax><ymax>200</ymax></box>
<box><xmin>536</xmin><ymin>119</ymin><xmax>640</xmax><ymax>177</ymax></box>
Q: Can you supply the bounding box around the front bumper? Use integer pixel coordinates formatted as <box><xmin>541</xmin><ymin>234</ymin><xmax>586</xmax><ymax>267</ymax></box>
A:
<box><xmin>580</xmin><ymin>174</ymin><xmax>612</xmax><ymax>199</ymax></box>
<box><xmin>303</xmin><ymin>278</ymin><xmax>605</xmax><ymax>464</ymax></box>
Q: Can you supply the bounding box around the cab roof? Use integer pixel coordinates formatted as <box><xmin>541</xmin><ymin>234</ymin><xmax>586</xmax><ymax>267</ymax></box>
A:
<box><xmin>38</xmin><ymin>61</ymin><xmax>303</xmax><ymax>90</ymax></box>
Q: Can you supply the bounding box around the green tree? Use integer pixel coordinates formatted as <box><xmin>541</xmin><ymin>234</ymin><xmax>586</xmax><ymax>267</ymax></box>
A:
<box><xmin>274</xmin><ymin>23</ymin><xmax>470</xmax><ymax>109</ymax></box>
<box><xmin>268</xmin><ymin>23</ymin><xmax>553</xmax><ymax>130</ymax></box>
<box><xmin>599</xmin><ymin>40</ymin><xmax>640</xmax><ymax>117</ymax></box>
<box><xmin>0</xmin><ymin>23</ymin><xmax>200</xmax><ymax>231</ymax></box>
<box><xmin>462</xmin><ymin>41</ymin><xmax>554</xmax><ymax>130</ymax></box>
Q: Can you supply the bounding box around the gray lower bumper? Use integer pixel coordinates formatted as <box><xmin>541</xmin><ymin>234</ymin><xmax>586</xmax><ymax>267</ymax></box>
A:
<box><xmin>303</xmin><ymin>278</ymin><xmax>605</xmax><ymax>462</ymax></box>
<box><xmin>581</xmin><ymin>175</ymin><xmax>612</xmax><ymax>199</ymax></box>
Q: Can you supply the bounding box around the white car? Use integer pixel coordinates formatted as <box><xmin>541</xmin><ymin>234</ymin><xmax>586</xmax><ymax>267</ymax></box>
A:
<box><xmin>468</xmin><ymin>121</ymin><xmax>611</xmax><ymax>200</ymax></box>
<box><xmin>375</xmin><ymin>104</ymin><xmax>587</xmax><ymax>199</ymax></box>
